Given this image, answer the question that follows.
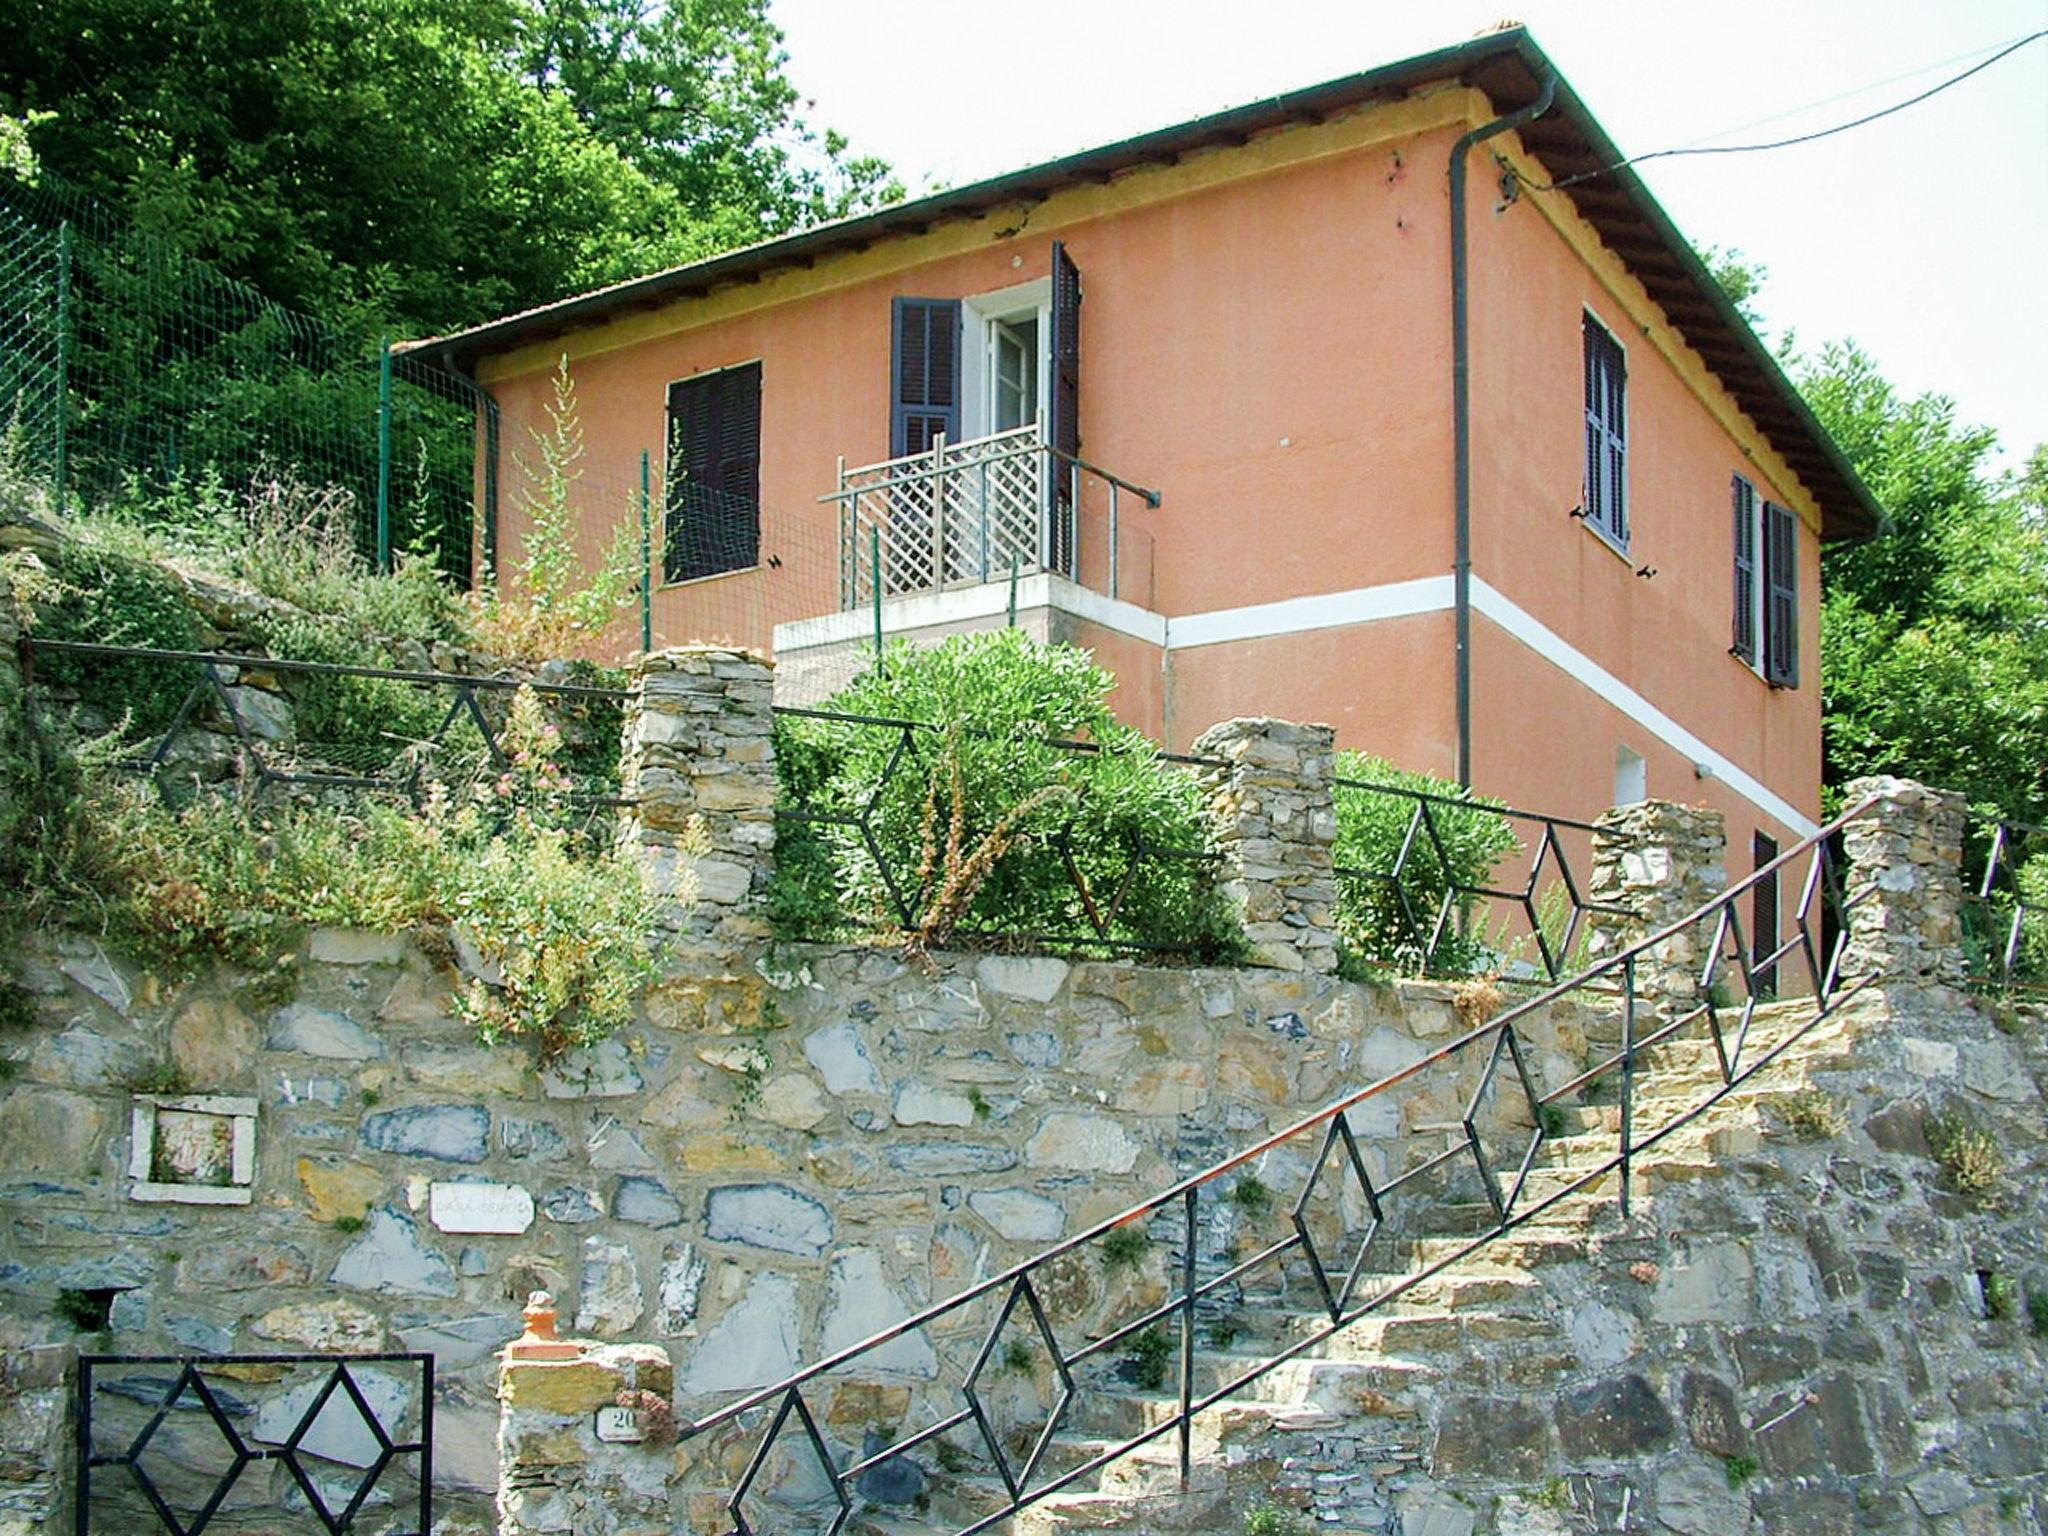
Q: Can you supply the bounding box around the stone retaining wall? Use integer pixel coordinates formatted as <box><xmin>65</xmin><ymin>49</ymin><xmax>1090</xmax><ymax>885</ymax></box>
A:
<box><xmin>0</xmin><ymin>921</ymin><xmax>1615</xmax><ymax>1530</ymax></box>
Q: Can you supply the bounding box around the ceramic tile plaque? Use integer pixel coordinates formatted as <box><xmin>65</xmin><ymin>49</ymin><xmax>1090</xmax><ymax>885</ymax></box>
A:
<box><xmin>429</xmin><ymin>1180</ymin><xmax>535</xmax><ymax>1235</ymax></box>
<box><xmin>128</xmin><ymin>1094</ymin><xmax>258</xmax><ymax>1205</ymax></box>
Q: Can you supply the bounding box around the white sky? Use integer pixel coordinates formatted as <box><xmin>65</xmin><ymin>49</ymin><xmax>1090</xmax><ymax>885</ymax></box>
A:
<box><xmin>770</xmin><ymin>0</ymin><xmax>2048</xmax><ymax>468</ymax></box>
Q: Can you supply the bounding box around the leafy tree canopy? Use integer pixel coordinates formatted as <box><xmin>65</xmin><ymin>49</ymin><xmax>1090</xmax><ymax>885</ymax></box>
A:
<box><xmin>1802</xmin><ymin>341</ymin><xmax>2048</xmax><ymax>824</ymax></box>
<box><xmin>0</xmin><ymin>0</ymin><xmax>895</xmax><ymax>334</ymax></box>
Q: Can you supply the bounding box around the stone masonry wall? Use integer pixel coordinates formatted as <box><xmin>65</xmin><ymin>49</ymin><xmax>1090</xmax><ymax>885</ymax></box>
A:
<box><xmin>0</xmin><ymin>921</ymin><xmax>1618</xmax><ymax>1530</ymax></box>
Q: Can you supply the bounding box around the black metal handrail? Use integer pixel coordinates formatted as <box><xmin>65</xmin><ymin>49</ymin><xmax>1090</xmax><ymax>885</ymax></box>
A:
<box><xmin>682</xmin><ymin>795</ymin><xmax>1876</xmax><ymax>1536</ymax></box>
<box><xmin>1331</xmin><ymin>775</ymin><xmax>1629</xmax><ymax>982</ymax></box>
<box><xmin>1964</xmin><ymin>814</ymin><xmax>2041</xmax><ymax>991</ymax></box>
<box><xmin>76</xmin><ymin>1351</ymin><xmax>433</xmax><ymax>1536</ymax></box>
<box><xmin>19</xmin><ymin>636</ymin><xmax>634</xmax><ymax>808</ymax></box>
<box><xmin>771</xmin><ymin>704</ymin><xmax>1228</xmax><ymax>955</ymax></box>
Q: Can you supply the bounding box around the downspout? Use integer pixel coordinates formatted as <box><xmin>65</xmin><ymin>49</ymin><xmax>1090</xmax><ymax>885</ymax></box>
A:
<box><xmin>1451</xmin><ymin>74</ymin><xmax>1555</xmax><ymax>788</ymax></box>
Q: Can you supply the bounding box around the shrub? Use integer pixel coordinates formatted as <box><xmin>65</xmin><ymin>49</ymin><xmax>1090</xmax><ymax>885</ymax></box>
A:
<box><xmin>1100</xmin><ymin>1226</ymin><xmax>1150</xmax><ymax>1271</ymax></box>
<box><xmin>1331</xmin><ymin>754</ymin><xmax>1519</xmax><ymax>977</ymax></box>
<box><xmin>75</xmin><ymin>688</ymin><xmax>674</xmax><ymax>1057</ymax></box>
<box><xmin>1126</xmin><ymin>1326</ymin><xmax>1173</xmax><ymax>1391</ymax></box>
<box><xmin>32</xmin><ymin>536</ymin><xmax>204</xmax><ymax>734</ymax></box>
<box><xmin>257</xmin><ymin>613</ymin><xmax>467</xmax><ymax>770</ymax></box>
<box><xmin>468</xmin><ymin>357</ymin><xmax>643</xmax><ymax>661</ymax></box>
<box><xmin>78</xmin><ymin>466</ymin><xmax>472</xmax><ymax>648</ymax></box>
<box><xmin>772</xmin><ymin>631</ymin><xmax>1238</xmax><ymax>956</ymax></box>
<box><xmin>1245</xmin><ymin>1507</ymin><xmax>1310</xmax><ymax>1536</ymax></box>
<box><xmin>1981</xmin><ymin>1271</ymin><xmax>2017</xmax><ymax>1321</ymax></box>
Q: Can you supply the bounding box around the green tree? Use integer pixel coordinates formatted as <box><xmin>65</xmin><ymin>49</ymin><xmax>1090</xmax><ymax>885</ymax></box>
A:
<box><xmin>1801</xmin><ymin>342</ymin><xmax>2048</xmax><ymax>824</ymax></box>
<box><xmin>1697</xmin><ymin>244</ymin><xmax>2048</xmax><ymax>827</ymax></box>
<box><xmin>0</xmin><ymin>0</ymin><xmax>886</xmax><ymax>332</ymax></box>
<box><xmin>517</xmin><ymin>0</ymin><xmax>897</xmax><ymax>246</ymax></box>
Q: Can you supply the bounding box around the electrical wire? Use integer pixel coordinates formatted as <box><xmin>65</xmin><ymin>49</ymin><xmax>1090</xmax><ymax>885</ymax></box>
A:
<box><xmin>1522</xmin><ymin>28</ymin><xmax>2048</xmax><ymax>194</ymax></box>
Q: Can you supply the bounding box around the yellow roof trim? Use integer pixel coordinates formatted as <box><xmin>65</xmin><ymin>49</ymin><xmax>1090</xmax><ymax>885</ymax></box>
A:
<box><xmin>476</xmin><ymin>88</ymin><xmax>1483</xmax><ymax>386</ymax></box>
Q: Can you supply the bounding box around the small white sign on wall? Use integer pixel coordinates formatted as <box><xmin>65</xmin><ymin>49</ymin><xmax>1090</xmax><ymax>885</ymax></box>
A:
<box><xmin>428</xmin><ymin>1180</ymin><xmax>536</xmax><ymax>1235</ymax></box>
<box><xmin>595</xmin><ymin>1405</ymin><xmax>647</xmax><ymax>1443</ymax></box>
<box><xmin>128</xmin><ymin>1094</ymin><xmax>258</xmax><ymax>1205</ymax></box>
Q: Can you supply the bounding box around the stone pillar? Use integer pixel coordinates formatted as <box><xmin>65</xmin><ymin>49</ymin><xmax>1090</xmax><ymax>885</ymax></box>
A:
<box><xmin>0</xmin><ymin>1337</ymin><xmax>74</xmax><ymax>1536</ymax></box>
<box><xmin>1839</xmin><ymin>775</ymin><xmax>1966</xmax><ymax>995</ymax></box>
<box><xmin>619</xmin><ymin>646</ymin><xmax>776</xmax><ymax>950</ymax></box>
<box><xmin>497</xmin><ymin>1295</ymin><xmax>675</xmax><ymax>1536</ymax></box>
<box><xmin>1587</xmin><ymin>800</ymin><xmax>1727</xmax><ymax>1005</ymax></box>
<box><xmin>1193</xmin><ymin>717</ymin><xmax>1339</xmax><ymax>974</ymax></box>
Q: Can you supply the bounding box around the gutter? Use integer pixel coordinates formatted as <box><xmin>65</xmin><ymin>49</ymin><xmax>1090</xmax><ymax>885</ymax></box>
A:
<box><xmin>1450</xmin><ymin>73</ymin><xmax>1556</xmax><ymax>788</ymax></box>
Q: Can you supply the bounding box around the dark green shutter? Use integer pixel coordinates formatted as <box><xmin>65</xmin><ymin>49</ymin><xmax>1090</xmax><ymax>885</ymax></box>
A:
<box><xmin>664</xmin><ymin>362</ymin><xmax>761</xmax><ymax>583</ymax></box>
<box><xmin>1763</xmin><ymin>501</ymin><xmax>1799</xmax><ymax>688</ymax></box>
<box><xmin>1731</xmin><ymin>475</ymin><xmax>1758</xmax><ymax>665</ymax></box>
<box><xmin>891</xmin><ymin>298</ymin><xmax>960</xmax><ymax>458</ymax></box>
<box><xmin>1047</xmin><ymin>240</ymin><xmax>1081</xmax><ymax>575</ymax></box>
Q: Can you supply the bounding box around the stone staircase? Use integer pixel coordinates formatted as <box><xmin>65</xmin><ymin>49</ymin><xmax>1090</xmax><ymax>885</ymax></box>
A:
<box><xmin>849</xmin><ymin>998</ymin><xmax>1867</xmax><ymax>1535</ymax></box>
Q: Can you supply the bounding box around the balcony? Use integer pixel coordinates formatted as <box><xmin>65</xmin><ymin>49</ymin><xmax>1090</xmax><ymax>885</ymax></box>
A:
<box><xmin>826</xmin><ymin>424</ymin><xmax>1157</xmax><ymax>608</ymax></box>
<box><xmin>772</xmin><ymin>425</ymin><xmax>1165</xmax><ymax>702</ymax></box>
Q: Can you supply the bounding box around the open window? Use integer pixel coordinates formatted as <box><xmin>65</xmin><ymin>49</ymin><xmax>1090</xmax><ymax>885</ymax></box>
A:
<box><xmin>887</xmin><ymin>242</ymin><xmax>1082</xmax><ymax>578</ymax></box>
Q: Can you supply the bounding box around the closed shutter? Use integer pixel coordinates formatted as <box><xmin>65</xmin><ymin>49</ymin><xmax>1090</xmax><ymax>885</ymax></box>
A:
<box><xmin>1731</xmin><ymin>475</ymin><xmax>1758</xmax><ymax>665</ymax></box>
<box><xmin>1583</xmin><ymin>316</ymin><xmax>1627</xmax><ymax>548</ymax></box>
<box><xmin>1047</xmin><ymin>240</ymin><xmax>1081</xmax><ymax>575</ymax></box>
<box><xmin>891</xmin><ymin>298</ymin><xmax>960</xmax><ymax>458</ymax></box>
<box><xmin>1763</xmin><ymin>501</ymin><xmax>1799</xmax><ymax>688</ymax></box>
<box><xmin>664</xmin><ymin>362</ymin><xmax>761</xmax><ymax>584</ymax></box>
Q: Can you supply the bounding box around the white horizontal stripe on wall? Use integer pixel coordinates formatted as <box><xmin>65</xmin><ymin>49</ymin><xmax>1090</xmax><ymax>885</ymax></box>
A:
<box><xmin>1163</xmin><ymin>575</ymin><xmax>1817</xmax><ymax>837</ymax></box>
<box><xmin>1164</xmin><ymin>576</ymin><xmax>1456</xmax><ymax>651</ymax></box>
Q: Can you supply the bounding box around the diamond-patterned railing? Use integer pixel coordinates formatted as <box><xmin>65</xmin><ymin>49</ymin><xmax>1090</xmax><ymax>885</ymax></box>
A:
<box><xmin>21</xmin><ymin>637</ymin><xmax>632</xmax><ymax>814</ymax></box>
<box><xmin>1331</xmin><ymin>776</ymin><xmax>1631</xmax><ymax>982</ymax></box>
<box><xmin>78</xmin><ymin>1353</ymin><xmax>432</xmax><ymax>1536</ymax></box>
<box><xmin>682</xmin><ymin>797</ymin><xmax>1879</xmax><ymax>1536</ymax></box>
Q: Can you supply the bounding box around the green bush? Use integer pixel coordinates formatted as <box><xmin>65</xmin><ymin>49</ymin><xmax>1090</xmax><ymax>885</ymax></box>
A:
<box><xmin>2011</xmin><ymin>848</ymin><xmax>2048</xmax><ymax>984</ymax></box>
<box><xmin>255</xmin><ymin>612</ymin><xmax>467</xmax><ymax>771</ymax></box>
<box><xmin>772</xmin><ymin>631</ymin><xmax>1238</xmax><ymax>957</ymax></box>
<box><xmin>1331</xmin><ymin>753</ymin><xmax>1519</xmax><ymax>978</ymax></box>
<box><xmin>32</xmin><ymin>537</ymin><xmax>204</xmax><ymax>734</ymax></box>
<box><xmin>74</xmin><ymin>688</ymin><xmax>671</xmax><ymax>1056</ymax></box>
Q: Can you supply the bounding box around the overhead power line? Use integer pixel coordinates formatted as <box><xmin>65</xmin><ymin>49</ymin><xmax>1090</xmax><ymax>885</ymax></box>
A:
<box><xmin>1527</xmin><ymin>29</ymin><xmax>2048</xmax><ymax>194</ymax></box>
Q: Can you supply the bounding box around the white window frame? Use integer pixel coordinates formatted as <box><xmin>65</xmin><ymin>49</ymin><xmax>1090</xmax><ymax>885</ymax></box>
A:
<box><xmin>960</xmin><ymin>278</ymin><xmax>1052</xmax><ymax>442</ymax></box>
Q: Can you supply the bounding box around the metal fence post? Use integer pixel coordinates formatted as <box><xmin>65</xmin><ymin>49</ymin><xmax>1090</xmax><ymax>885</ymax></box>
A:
<box><xmin>53</xmin><ymin>220</ymin><xmax>71</xmax><ymax>519</ymax></box>
<box><xmin>1619</xmin><ymin>953</ymin><xmax>1636</xmax><ymax>1221</ymax></box>
<box><xmin>639</xmin><ymin>450</ymin><xmax>653</xmax><ymax>654</ymax></box>
<box><xmin>871</xmin><ymin>523</ymin><xmax>884</xmax><ymax>674</ymax></box>
<box><xmin>375</xmin><ymin>338</ymin><xmax>394</xmax><ymax>572</ymax></box>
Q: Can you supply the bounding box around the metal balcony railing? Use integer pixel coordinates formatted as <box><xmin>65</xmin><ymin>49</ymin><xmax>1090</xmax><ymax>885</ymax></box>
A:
<box><xmin>825</xmin><ymin>424</ymin><xmax>1160</xmax><ymax>611</ymax></box>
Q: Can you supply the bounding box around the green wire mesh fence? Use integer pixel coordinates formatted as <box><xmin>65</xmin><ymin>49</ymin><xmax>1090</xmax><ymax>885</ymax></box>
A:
<box><xmin>0</xmin><ymin>170</ymin><xmax>495</xmax><ymax>581</ymax></box>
